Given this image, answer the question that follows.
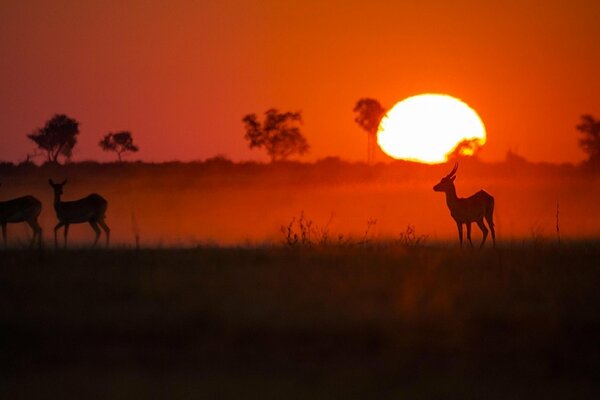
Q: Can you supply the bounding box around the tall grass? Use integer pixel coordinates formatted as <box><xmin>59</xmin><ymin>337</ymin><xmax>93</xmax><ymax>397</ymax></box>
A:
<box><xmin>1</xmin><ymin>243</ymin><xmax>599</xmax><ymax>398</ymax></box>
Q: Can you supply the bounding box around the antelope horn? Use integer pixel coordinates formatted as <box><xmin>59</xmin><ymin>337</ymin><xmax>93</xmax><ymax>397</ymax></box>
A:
<box><xmin>445</xmin><ymin>162</ymin><xmax>458</xmax><ymax>179</ymax></box>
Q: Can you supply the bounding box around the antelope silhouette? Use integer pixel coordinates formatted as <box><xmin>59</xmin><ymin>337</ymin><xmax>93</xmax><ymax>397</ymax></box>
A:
<box><xmin>433</xmin><ymin>163</ymin><xmax>495</xmax><ymax>248</ymax></box>
<box><xmin>0</xmin><ymin>183</ymin><xmax>42</xmax><ymax>248</ymax></box>
<box><xmin>49</xmin><ymin>179</ymin><xmax>110</xmax><ymax>248</ymax></box>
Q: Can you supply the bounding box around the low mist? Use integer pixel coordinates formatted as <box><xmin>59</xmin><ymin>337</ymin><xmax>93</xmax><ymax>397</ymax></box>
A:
<box><xmin>0</xmin><ymin>159</ymin><xmax>598</xmax><ymax>247</ymax></box>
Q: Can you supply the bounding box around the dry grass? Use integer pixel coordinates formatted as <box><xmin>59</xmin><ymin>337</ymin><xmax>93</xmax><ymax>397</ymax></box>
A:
<box><xmin>1</xmin><ymin>243</ymin><xmax>599</xmax><ymax>398</ymax></box>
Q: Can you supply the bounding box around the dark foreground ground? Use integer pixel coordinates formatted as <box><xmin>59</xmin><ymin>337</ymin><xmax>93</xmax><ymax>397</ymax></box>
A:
<box><xmin>1</xmin><ymin>244</ymin><xmax>599</xmax><ymax>399</ymax></box>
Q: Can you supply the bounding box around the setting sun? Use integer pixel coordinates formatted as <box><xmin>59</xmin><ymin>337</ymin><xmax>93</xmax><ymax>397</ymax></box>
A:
<box><xmin>377</xmin><ymin>94</ymin><xmax>486</xmax><ymax>164</ymax></box>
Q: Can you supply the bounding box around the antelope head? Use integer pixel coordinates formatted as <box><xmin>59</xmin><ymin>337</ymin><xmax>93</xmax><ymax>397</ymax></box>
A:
<box><xmin>433</xmin><ymin>163</ymin><xmax>458</xmax><ymax>192</ymax></box>
<box><xmin>48</xmin><ymin>179</ymin><xmax>68</xmax><ymax>195</ymax></box>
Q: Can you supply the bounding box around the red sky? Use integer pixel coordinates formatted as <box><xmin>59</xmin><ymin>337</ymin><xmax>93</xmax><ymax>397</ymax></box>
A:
<box><xmin>1</xmin><ymin>0</ymin><xmax>600</xmax><ymax>164</ymax></box>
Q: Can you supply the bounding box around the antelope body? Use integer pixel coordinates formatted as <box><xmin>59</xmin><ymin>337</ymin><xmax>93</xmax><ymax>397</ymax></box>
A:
<box><xmin>49</xmin><ymin>179</ymin><xmax>110</xmax><ymax>248</ymax></box>
<box><xmin>433</xmin><ymin>164</ymin><xmax>496</xmax><ymax>248</ymax></box>
<box><xmin>0</xmin><ymin>184</ymin><xmax>42</xmax><ymax>248</ymax></box>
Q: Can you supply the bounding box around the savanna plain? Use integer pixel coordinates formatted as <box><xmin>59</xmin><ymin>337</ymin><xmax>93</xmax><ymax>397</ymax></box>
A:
<box><xmin>1</xmin><ymin>160</ymin><xmax>600</xmax><ymax>398</ymax></box>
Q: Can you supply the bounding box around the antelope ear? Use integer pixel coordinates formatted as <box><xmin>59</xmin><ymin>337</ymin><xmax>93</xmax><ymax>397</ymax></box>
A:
<box><xmin>450</xmin><ymin>176</ymin><xmax>456</xmax><ymax>182</ymax></box>
<box><xmin>61</xmin><ymin>179</ymin><xmax>67</xmax><ymax>185</ymax></box>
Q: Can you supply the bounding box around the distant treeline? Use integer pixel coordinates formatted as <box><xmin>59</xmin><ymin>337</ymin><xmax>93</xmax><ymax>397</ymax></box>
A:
<box><xmin>0</xmin><ymin>155</ymin><xmax>588</xmax><ymax>187</ymax></box>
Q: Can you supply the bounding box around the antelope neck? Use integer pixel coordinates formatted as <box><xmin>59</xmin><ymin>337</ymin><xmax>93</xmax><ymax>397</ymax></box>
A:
<box><xmin>444</xmin><ymin>184</ymin><xmax>458</xmax><ymax>209</ymax></box>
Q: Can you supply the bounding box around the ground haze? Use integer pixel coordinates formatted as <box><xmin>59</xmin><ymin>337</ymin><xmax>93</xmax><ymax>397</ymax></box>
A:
<box><xmin>0</xmin><ymin>159</ymin><xmax>597</xmax><ymax>247</ymax></box>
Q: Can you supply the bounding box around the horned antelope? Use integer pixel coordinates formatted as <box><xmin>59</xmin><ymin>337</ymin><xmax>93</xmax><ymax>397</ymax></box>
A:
<box><xmin>49</xmin><ymin>179</ymin><xmax>110</xmax><ymax>248</ymax></box>
<box><xmin>433</xmin><ymin>163</ymin><xmax>496</xmax><ymax>248</ymax></box>
<box><xmin>0</xmin><ymin>183</ymin><xmax>42</xmax><ymax>248</ymax></box>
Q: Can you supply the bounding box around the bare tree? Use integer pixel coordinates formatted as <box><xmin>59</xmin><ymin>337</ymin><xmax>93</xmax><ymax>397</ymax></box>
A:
<box><xmin>27</xmin><ymin>114</ymin><xmax>80</xmax><ymax>164</ymax></box>
<box><xmin>576</xmin><ymin>114</ymin><xmax>600</xmax><ymax>166</ymax></box>
<box><xmin>353</xmin><ymin>98</ymin><xmax>386</xmax><ymax>164</ymax></box>
<box><xmin>99</xmin><ymin>131</ymin><xmax>139</xmax><ymax>161</ymax></box>
<box><xmin>242</xmin><ymin>109</ymin><xmax>309</xmax><ymax>162</ymax></box>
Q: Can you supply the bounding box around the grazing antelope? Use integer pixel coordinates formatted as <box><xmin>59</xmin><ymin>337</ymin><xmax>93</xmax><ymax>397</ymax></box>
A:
<box><xmin>49</xmin><ymin>179</ymin><xmax>110</xmax><ymax>248</ymax></box>
<box><xmin>0</xmin><ymin>183</ymin><xmax>42</xmax><ymax>248</ymax></box>
<box><xmin>433</xmin><ymin>163</ymin><xmax>496</xmax><ymax>248</ymax></box>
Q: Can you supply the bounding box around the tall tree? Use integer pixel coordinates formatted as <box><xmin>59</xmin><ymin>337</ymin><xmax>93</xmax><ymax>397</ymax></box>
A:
<box><xmin>353</xmin><ymin>98</ymin><xmax>386</xmax><ymax>164</ymax></box>
<box><xmin>99</xmin><ymin>131</ymin><xmax>139</xmax><ymax>161</ymax></box>
<box><xmin>27</xmin><ymin>114</ymin><xmax>80</xmax><ymax>164</ymax></box>
<box><xmin>242</xmin><ymin>109</ymin><xmax>309</xmax><ymax>162</ymax></box>
<box><xmin>576</xmin><ymin>114</ymin><xmax>600</xmax><ymax>165</ymax></box>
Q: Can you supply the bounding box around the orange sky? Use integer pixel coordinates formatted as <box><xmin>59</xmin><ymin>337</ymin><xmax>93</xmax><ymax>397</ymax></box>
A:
<box><xmin>1</xmin><ymin>0</ymin><xmax>600</xmax><ymax>164</ymax></box>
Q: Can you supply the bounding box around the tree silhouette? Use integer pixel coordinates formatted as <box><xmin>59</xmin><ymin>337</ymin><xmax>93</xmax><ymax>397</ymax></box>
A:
<box><xmin>576</xmin><ymin>114</ymin><xmax>600</xmax><ymax>165</ymax></box>
<box><xmin>447</xmin><ymin>138</ymin><xmax>483</xmax><ymax>160</ymax></box>
<box><xmin>99</xmin><ymin>131</ymin><xmax>139</xmax><ymax>161</ymax></box>
<box><xmin>27</xmin><ymin>114</ymin><xmax>80</xmax><ymax>164</ymax></box>
<box><xmin>242</xmin><ymin>109</ymin><xmax>309</xmax><ymax>162</ymax></box>
<box><xmin>353</xmin><ymin>98</ymin><xmax>386</xmax><ymax>164</ymax></box>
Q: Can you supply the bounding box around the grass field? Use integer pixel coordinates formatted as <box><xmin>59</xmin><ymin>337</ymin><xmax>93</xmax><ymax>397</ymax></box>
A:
<box><xmin>1</xmin><ymin>243</ymin><xmax>599</xmax><ymax>399</ymax></box>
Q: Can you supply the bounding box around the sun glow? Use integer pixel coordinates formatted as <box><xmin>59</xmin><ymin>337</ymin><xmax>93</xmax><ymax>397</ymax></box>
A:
<box><xmin>377</xmin><ymin>94</ymin><xmax>486</xmax><ymax>164</ymax></box>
